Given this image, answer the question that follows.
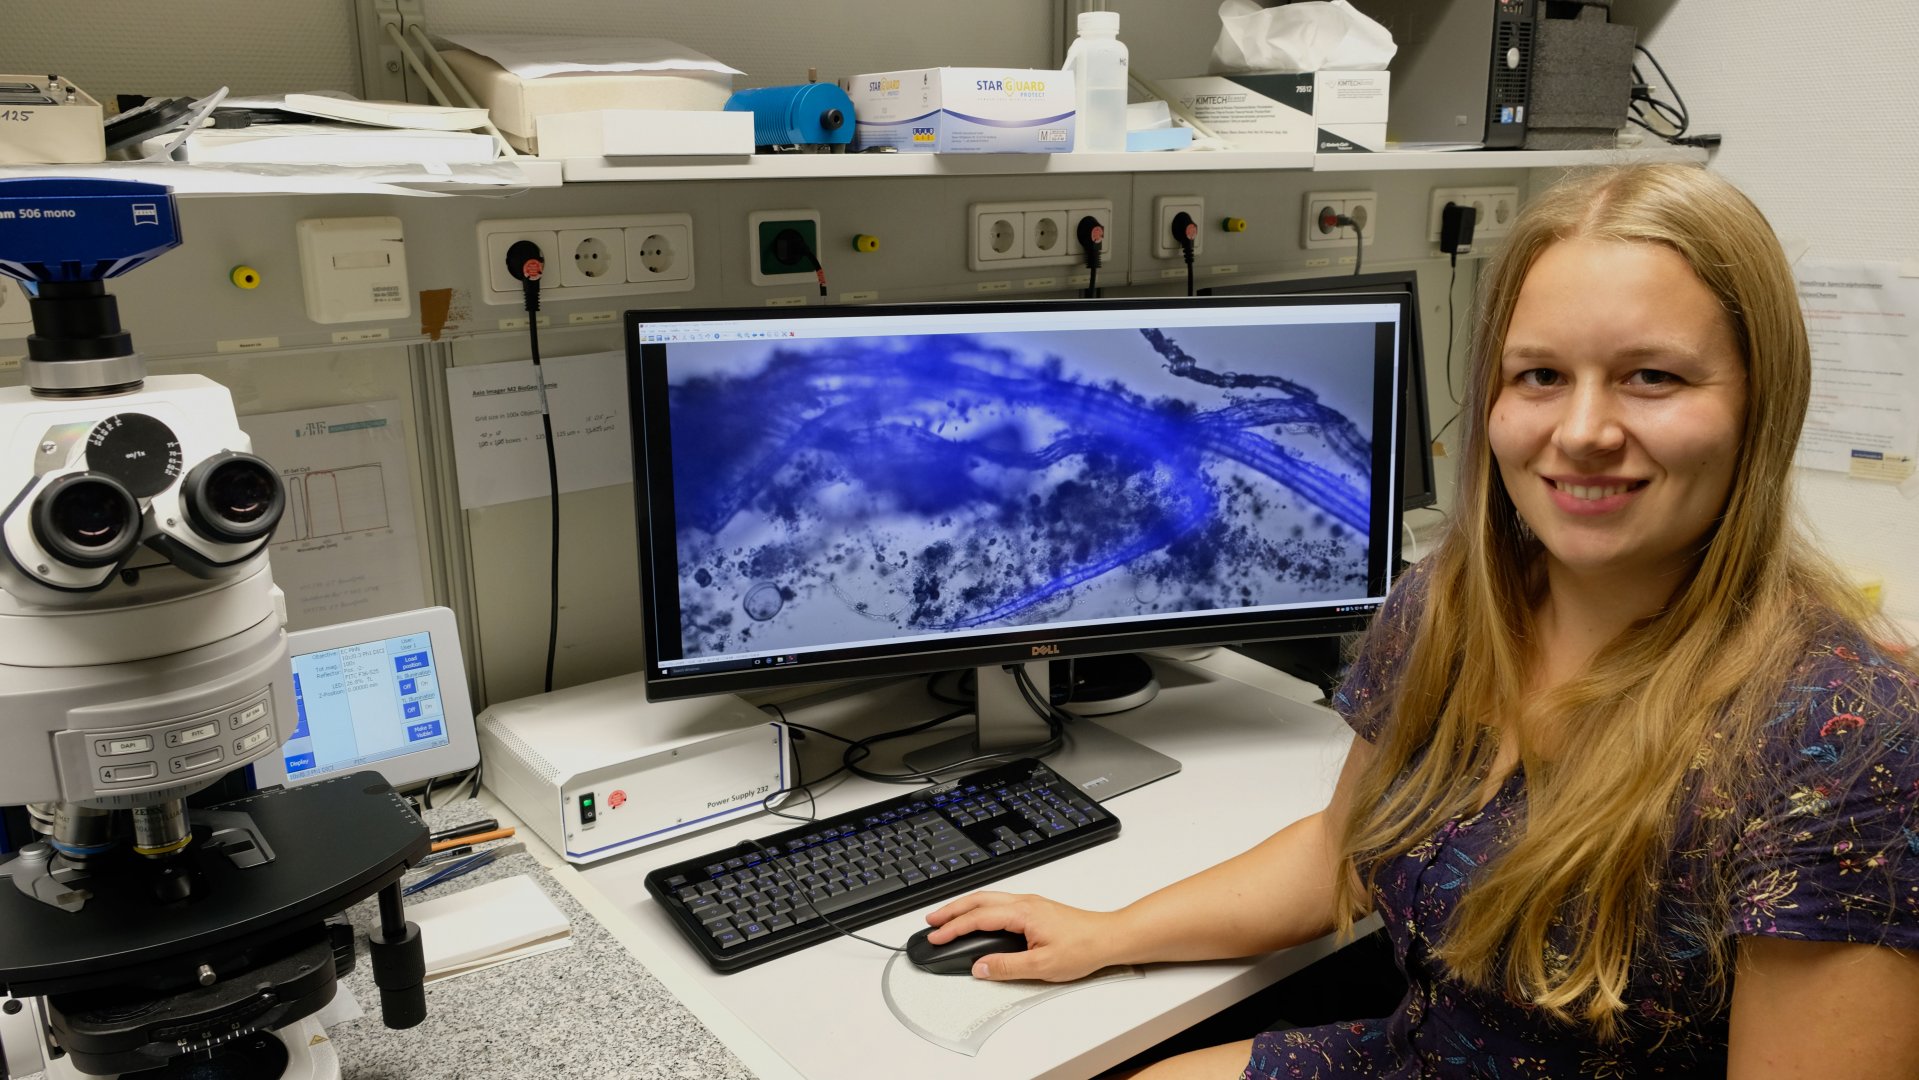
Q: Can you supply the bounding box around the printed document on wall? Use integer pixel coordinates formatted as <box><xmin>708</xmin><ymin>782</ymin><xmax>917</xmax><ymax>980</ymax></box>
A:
<box><xmin>239</xmin><ymin>400</ymin><xmax>428</xmax><ymax>629</ymax></box>
<box><xmin>1792</xmin><ymin>257</ymin><xmax>1919</xmax><ymax>479</ymax></box>
<box><xmin>445</xmin><ymin>351</ymin><xmax>630</xmax><ymax>508</ymax></box>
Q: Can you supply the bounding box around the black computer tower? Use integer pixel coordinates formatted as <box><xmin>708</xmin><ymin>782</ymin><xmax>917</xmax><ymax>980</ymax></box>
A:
<box><xmin>1345</xmin><ymin>0</ymin><xmax>1537</xmax><ymax>148</ymax></box>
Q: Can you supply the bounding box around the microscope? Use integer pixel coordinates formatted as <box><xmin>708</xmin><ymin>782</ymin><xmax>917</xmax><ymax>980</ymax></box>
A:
<box><xmin>0</xmin><ymin>179</ymin><xmax>428</xmax><ymax>1079</ymax></box>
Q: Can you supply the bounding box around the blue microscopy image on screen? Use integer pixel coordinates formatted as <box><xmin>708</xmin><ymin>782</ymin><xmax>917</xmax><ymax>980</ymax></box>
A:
<box><xmin>665</xmin><ymin>324</ymin><xmax>1377</xmax><ymax>659</ymax></box>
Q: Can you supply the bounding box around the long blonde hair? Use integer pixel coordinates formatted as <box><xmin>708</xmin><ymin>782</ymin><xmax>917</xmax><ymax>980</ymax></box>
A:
<box><xmin>1331</xmin><ymin>164</ymin><xmax>1889</xmax><ymax>1037</ymax></box>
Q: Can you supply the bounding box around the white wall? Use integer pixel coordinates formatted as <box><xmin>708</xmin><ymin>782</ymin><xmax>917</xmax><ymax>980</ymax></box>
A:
<box><xmin>0</xmin><ymin>0</ymin><xmax>1058</xmax><ymax>104</ymax></box>
<box><xmin>1620</xmin><ymin>1</ymin><xmax>1919</xmax><ymax>626</ymax></box>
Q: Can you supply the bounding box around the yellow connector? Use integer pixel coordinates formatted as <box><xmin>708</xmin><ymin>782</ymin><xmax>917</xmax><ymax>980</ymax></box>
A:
<box><xmin>853</xmin><ymin>234</ymin><xmax>880</xmax><ymax>254</ymax></box>
<box><xmin>229</xmin><ymin>265</ymin><xmax>262</xmax><ymax>289</ymax></box>
<box><xmin>1221</xmin><ymin>217</ymin><xmax>1248</xmax><ymax>233</ymax></box>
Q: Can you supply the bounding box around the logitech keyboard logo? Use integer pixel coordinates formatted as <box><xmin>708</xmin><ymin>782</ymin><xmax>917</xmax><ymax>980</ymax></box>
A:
<box><xmin>1031</xmin><ymin>644</ymin><xmax>1061</xmax><ymax>657</ymax></box>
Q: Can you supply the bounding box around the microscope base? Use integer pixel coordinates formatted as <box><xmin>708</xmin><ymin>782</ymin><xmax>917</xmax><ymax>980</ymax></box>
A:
<box><xmin>42</xmin><ymin>1014</ymin><xmax>339</xmax><ymax>1080</ymax></box>
<box><xmin>0</xmin><ymin>773</ymin><xmax>427</xmax><ymax>1076</ymax></box>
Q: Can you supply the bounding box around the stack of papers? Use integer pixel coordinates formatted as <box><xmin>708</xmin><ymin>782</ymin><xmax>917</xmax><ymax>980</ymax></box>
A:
<box><xmin>280</xmin><ymin>93</ymin><xmax>489</xmax><ymax>131</ymax></box>
<box><xmin>410</xmin><ymin>873</ymin><xmax>572</xmax><ymax>981</ymax></box>
<box><xmin>169</xmin><ymin>91</ymin><xmax>499</xmax><ymax>165</ymax></box>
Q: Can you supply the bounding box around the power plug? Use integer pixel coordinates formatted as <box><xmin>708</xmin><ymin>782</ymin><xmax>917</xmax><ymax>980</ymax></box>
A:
<box><xmin>1440</xmin><ymin>203</ymin><xmax>1477</xmax><ymax>256</ymax></box>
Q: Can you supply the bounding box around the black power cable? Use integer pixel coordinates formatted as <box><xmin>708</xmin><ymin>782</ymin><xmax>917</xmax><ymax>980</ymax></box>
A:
<box><xmin>1316</xmin><ymin>206</ymin><xmax>1365</xmax><ymax>276</ymax></box>
<box><xmin>772</xmin><ymin>228</ymin><xmax>829</xmax><ymax>298</ymax></box>
<box><xmin>1077</xmin><ymin>215</ymin><xmax>1104</xmax><ymax>298</ymax></box>
<box><xmin>505</xmin><ymin>240</ymin><xmax>562</xmax><ymax>694</ymax></box>
<box><xmin>1630</xmin><ymin>44</ymin><xmax>1716</xmax><ymax>147</ymax></box>
<box><xmin>1171</xmin><ymin>211</ymin><xmax>1198</xmax><ymax>297</ymax></box>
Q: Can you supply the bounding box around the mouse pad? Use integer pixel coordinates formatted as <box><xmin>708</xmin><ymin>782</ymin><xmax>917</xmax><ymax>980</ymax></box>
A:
<box><xmin>881</xmin><ymin>951</ymin><xmax>1142</xmax><ymax>1055</ymax></box>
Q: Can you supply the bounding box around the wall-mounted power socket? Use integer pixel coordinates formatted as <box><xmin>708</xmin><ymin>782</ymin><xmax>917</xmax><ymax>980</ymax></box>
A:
<box><xmin>476</xmin><ymin>214</ymin><xmax>696</xmax><ymax>306</ymax></box>
<box><xmin>749</xmin><ymin>210</ymin><xmax>824</xmax><ymax>287</ymax></box>
<box><xmin>970</xmin><ymin>200</ymin><xmax>1115</xmax><ymax>271</ymax></box>
<box><xmin>1303</xmin><ymin>191</ymin><xmax>1377</xmax><ymax>250</ymax></box>
<box><xmin>1427</xmin><ymin>186</ymin><xmax>1519</xmax><ymax>253</ymax></box>
<box><xmin>1153</xmin><ymin>196</ymin><xmax>1205</xmax><ymax>260</ymax></box>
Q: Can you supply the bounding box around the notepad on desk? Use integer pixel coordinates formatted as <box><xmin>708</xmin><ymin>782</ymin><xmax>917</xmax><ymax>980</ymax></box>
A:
<box><xmin>411</xmin><ymin>874</ymin><xmax>573</xmax><ymax>982</ymax></box>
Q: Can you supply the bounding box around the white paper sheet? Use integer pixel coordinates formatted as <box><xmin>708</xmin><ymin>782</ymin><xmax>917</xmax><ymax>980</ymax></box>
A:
<box><xmin>410</xmin><ymin>874</ymin><xmax>574</xmax><ymax>982</ymax></box>
<box><xmin>445</xmin><ymin>351</ymin><xmax>632</xmax><ymax>508</ymax></box>
<box><xmin>437</xmin><ymin>33</ymin><xmax>744</xmax><ymax>78</ymax></box>
<box><xmin>1792</xmin><ymin>257</ymin><xmax>1919</xmax><ymax>478</ymax></box>
<box><xmin>239</xmin><ymin>401</ymin><xmax>428</xmax><ymax>630</ymax></box>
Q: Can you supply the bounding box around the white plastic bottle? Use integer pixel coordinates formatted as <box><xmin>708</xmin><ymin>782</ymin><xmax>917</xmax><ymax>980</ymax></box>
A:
<box><xmin>1064</xmin><ymin>11</ymin><xmax>1129</xmax><ymax>153</ymax></box>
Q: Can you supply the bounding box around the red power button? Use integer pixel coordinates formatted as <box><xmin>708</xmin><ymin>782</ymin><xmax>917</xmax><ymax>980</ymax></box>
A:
<box><xmin>608</xmin><ymin>790</ymin><xmax>628</xmax><ymax>809</ymax></box>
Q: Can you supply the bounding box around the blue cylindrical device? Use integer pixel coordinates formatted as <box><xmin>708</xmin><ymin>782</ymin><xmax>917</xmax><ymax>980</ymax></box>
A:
<box><xmin>724</xmin><ymin>84</ymin><xmax>857</xmax><ymax>147</ymax></box>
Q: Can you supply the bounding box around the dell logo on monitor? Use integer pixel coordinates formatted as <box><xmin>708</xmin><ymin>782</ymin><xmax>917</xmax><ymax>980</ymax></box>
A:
<box><xmin>1031</xmin><ymin>644</ymin><xmax>1061</xmax><ymax>656</ymax></box>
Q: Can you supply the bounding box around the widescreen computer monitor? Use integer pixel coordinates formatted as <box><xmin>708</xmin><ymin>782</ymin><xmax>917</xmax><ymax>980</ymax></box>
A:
<box><xmin>1203</xmin><ymin>271</ymin><xmax>1436</xmax><ymax>512</ymax></box>
<box><xmin>625</xmin><ymin>295</ymin><xmax>1409</xmax><ymax>792</ymax></box>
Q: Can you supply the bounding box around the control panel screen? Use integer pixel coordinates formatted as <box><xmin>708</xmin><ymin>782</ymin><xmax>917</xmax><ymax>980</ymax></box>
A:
<box><xmin>279</xmin><ymin>631</ymin><xmax>449</xmax><ymax>781</ymax></box>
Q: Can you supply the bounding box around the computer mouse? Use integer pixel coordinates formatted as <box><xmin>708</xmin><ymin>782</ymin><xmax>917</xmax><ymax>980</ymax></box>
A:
<box><xmin>905</xmin><ymin>926</ymin><xmax>1029</xmax><ymax>976</ymax></box>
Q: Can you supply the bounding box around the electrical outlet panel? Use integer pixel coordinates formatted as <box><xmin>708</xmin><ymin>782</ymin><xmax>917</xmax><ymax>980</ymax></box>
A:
<box><xmin>970</xmin><ymin>200</ymin><xmax>1114</xmax><ymax>271</ymax></box>
<box><xmin>476</xmin><ymin>214</ymin><xmax>696</xmax><ymax>306</ymax></box>
<box><xmin>1303</xmin><ymin>190</ymin><xmax>1377</xmax><ymax>249</ymax></box>
<box><xmin>1153</xmin><ymin>196</ymin><xmax>1205</xmax><ymax>260</ymax></box>
<box><xmin>749</xmin><ymin>210</ymin><xmax>823</xmax><ymax>287</ymax></box>
<box><xmin>1427</xmin><ymin>186</ymin><xmax>1520</xmax><ymax>252</ymax></box>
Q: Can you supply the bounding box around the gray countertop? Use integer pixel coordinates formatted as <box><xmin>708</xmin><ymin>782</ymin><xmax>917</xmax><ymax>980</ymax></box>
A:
<box><xmin>11</xmin><ymin>803</ymin><xmax>750</xmax><ymax>1080</ymax></box>
<box><xmin>328</xmin><ymin>803</ymin><xmax>753</xmax><ymax>1080</ymax></box>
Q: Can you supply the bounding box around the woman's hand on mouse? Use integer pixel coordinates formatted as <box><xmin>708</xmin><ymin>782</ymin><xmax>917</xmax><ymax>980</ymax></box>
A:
<box><xmin>924</xmin><ymin>890</ymin><xmax>1121</xmax><ymax>982</ymax></box>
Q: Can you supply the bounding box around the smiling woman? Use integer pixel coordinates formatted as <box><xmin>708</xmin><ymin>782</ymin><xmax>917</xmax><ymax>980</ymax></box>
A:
<box><xmin>1319</xmin><ymin>164</ymin><xmax>1919</xmax><ymax>1077</ymax></box>
<box><xmin>1491</xmin><ymin>237</ymin><xmax>1749</xmax><ymax>588</ymax></box>
<box><xmin>922</xmin><ymin>166</ymin><xmax>1919</xmax><ymax>1080</ymax></box>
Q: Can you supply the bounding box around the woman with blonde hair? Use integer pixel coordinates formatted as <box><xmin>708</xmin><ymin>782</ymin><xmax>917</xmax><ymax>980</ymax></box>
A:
<box><xmin>925</xmin><ymin>163</ymin><xmax>1919</xmax><ymax>1077</ymax></box>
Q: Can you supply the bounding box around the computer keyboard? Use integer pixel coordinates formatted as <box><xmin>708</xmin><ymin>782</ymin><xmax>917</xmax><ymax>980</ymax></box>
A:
<box><xmin>645</xmin><ymin>758</ymin><xmax>1120</xmax><ymax>972</ymax></box>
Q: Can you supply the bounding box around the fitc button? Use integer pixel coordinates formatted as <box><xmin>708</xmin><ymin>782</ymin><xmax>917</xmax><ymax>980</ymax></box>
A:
<box><xmin>166</xmin><ymin>721</ymin><xmax>219</xmax><ymax>748</ymax></box>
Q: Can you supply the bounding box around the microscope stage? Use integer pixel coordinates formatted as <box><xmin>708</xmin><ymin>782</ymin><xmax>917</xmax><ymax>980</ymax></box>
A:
<box><xmin>0</xmin><ymin>772</ymin><xmax>428</xmax><ymax>998</ymax></box>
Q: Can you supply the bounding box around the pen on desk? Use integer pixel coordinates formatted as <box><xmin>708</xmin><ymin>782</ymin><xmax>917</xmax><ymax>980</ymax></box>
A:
<box><xmin>411</xmin><ymin>846</ymin><xmax>472</xmax><ymax>870</ymax></box>
<box><xmin>430</xmin><ymin>826</ymin><xmax>512</xmax><ymax>853</ymax></box>
<box><xmin>403</xmin><ymin>842</ymin><xmax>524</xmax><ymax>897</ymax></box>
<box><xmin>430</xmin><ymin>818</ymin><xmax>497</xmax><ymax>844</ymax></box>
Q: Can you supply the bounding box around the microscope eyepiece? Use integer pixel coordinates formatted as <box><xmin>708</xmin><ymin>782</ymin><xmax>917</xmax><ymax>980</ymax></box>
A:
<box><xmin>182</xmin><ymin>452</ymin><xmax>284</xmax><ymax>544</ymax></box>
<box><xmin>31</xmin><ymin>471</ymin><xmax>141</xmax><ymax>568</ymax></box>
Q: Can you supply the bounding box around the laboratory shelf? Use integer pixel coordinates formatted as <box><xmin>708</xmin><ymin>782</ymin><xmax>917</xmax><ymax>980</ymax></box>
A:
<box><xmin>1310</xmin><ymin>145</ymin><xmax>1709</xmax><ymax>172</ymax></box>
<box><xmin>559</xmin><ymin>144</ymin><xmax>1704</xmax><ymax>183</ymax></box>
<box><xmin>0</xmin><ymin>145</ymin><xmax>1704</xmax><ymax>196</ymax></box>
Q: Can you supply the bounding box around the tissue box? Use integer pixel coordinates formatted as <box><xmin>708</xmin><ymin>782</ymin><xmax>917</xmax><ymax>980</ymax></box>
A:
<box><xmin>846</xmin><ymin>68</ymin><xmax>1075</xmax><ymax>153</ymax></box>
<box><xmin>1159</xmin><ymin>70</ymin><xmax>1388</xmax><ymax>153</ymax></box>
<box><xmin>439</xmin><ymin>48</ymin><xmax>733</xmax><ymax>154</ymax></box>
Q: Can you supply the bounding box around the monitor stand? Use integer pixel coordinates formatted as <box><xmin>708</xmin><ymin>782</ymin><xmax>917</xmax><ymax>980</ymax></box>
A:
<box><xmin>1057</xmin><ymin>653</ymin><xmax>1161</xmax><ymax>717</ymax></box>
<box><xmin>902</xmin><ymin>662</ymin><xmax>1180</xmax><ymax>802</ymax></box>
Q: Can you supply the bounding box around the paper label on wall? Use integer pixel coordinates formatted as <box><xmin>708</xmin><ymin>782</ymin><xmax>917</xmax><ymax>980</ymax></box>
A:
<box><xmin>445</xmin><ymin>351</ymin><xmax>631</xmax><ymax>508</ymax></box>
<box><xmin>239</xmin><ymin>400</ymin><xmax>428</xmax><ymax>630</ymax></box>
<box><xmin>1792</xmin><ymin>257</ymin><xmax>1919</xmax><ymax>473</ymax></box>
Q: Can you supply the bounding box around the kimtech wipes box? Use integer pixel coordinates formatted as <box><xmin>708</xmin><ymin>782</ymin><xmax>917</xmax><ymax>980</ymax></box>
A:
<box><xmin>1159</xmin><ymin>70</ymin><xmax>1389</xmax><ymax>153</ymax></box>
<box><xmin>847</xmin><ymin>67</ymin><xmax>1075</xmax><ymax>152</ymax></box>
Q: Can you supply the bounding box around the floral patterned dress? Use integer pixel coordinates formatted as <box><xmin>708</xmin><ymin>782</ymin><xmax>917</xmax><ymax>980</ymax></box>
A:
<box><xmin>1244</xmin><ymin>580</ymin><xmax>1919</xmax><ymax>1078</ymax></box>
